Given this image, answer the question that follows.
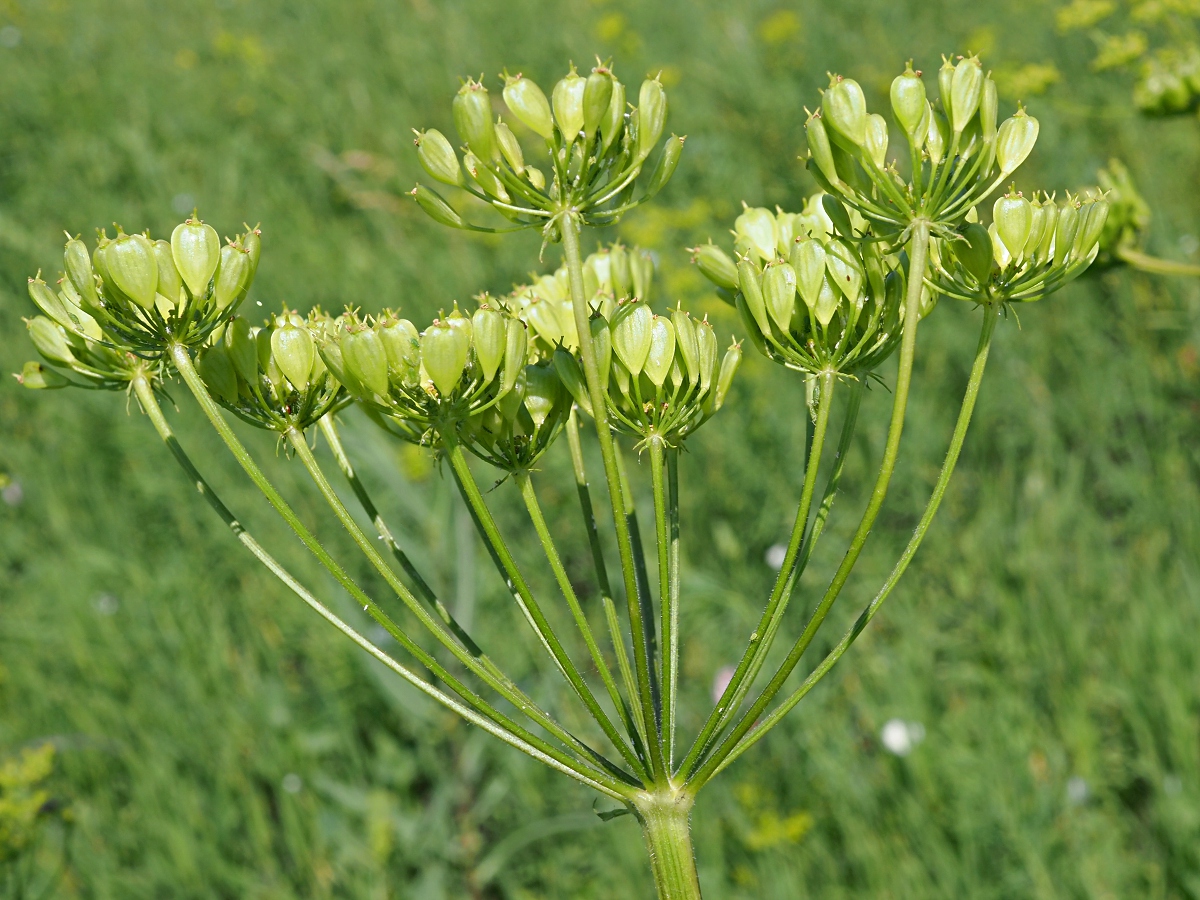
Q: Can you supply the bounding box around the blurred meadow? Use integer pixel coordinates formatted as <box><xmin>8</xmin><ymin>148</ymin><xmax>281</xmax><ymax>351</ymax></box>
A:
<box><xmin>1</xmin><ymin>0</ymin><xmax>1200</xmax><ymax>897</ymax></box>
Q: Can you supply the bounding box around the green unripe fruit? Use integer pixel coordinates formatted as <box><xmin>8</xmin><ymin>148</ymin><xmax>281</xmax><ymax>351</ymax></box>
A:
<box><xmin>712</xmin><ymin>341</ymin><xmax>741</xmax><ymax>412</ymax></box>
<box><xmin>241</xmin><ymin>226</ymin><xmax>262</xmax><ymax>276</ymax></box>
<box><xmin>635</xmin><ymin>77</ymin><xmax>667</xmax><ymax>160</ymax></box>
<box><xmin>695</xmin><ymin>318</ymin><xmax>717</xmax><ymax>394</ymax></box>
<box><xmin>938</xmin><ymin>56</ymin><xmax>955</xmax><ymax>125</ymax></box>
<box><xmin>737</xmin><ymin>258</ymin><xmax>771</xmax><ymax>337</ymax></box>
<box><xmin>1054</xmin><ymin>200</ymin><xmax>1080</xmax><ymax>266</ymax></box>
<box><xmin>171</xmin><ymin>218</ymin><xmax>221</xmax><ymax>298</ymax></box>
<box><xmin>501</xmin><ymin>317</ymin><xmax>529</xmax><ymax>395</ymax></box>
<box><xmin>378</xmin><ymin>316</ymin><xmax>420</xmax><ymax>383</ymax></box>
<box><xmin>271</xmin><ymin>319</ymin><xmax>316</xmax><ymax>391</ymax></box>
<box><xmin>411</xmin><ymin>184</ymin><xmax>465</xmax><ymax>228</ymax></box>
<box><xmin>64</xmin><ymin>238</ymin><xmax>98</xmax><ymax>308</ymax></box>
<box><xmin>793</xmin><ymin>238</ymin><xmax>827</xmax><ymax>311</ymax></box>
<box><xmin>27</xmin><ymin>278</ymin><xmax>71</xmax><ymax>329</ymax></box>
<box><xmin>415</xmin><ymin>129</ymin><xmax>463</xmax><ymax>187</ymax></box>
<box><xmin>950</xmin><ymin>56</ymin><xmax>983</xmax><ymax>133</ymax></box>
<box><xmin>153</xmin><ymin>240</ymin><xmax>182</xmax><ymax>306</ymax></box>
<box><xmin>553</xmin><ymin>347</ymin><xmax>591</xmax><ymax>417</ymax></box>
<box><xmin>524</xmin><ymin>298</ymin><xmax>566</xmax><ymax>346</ymax></box>
<box><xmin>494</xmin><ymin>121</ymin><xmax>525</xmax><ymax>174</ymax></box>
<box><xmin>471</xmin><ymin>306</ymin><xmax>507</xmax><ymax>383</ymax></box>
<box><xmin>463</xmin><ymin>151</ymin><xmax>510</xmax><ymax>201</ymax></box>
<box><xmin>806</xmin><ymin>112</ymin><xmax>839</xmax><ymax>186</ymax></box>
<box><xmin>1073</xmin><ymin>199</ymin><xmax>1109</xmax><ymax>260</ymax></box>
<box><xmin>599</xmin><ymin>78</ymin><xmax>626</xmax><ymax>154</ymax></box>
<box><xmin>821</xmin><ymin>194</ymin><xmax>854</xmax><ymax>239</ymax></box>
<box><xmin>609</xmin><ymin>243</ymin><xmax>633</xmax><ymax>299</ymax></box>
<box><xmin>583</xmin><ymin>68</ymin><xmax>614</xmax><ymax>137</ymax></box>
<box><xmin>590</xmin><ymin>315</ymin><xmax>612</xmax><ymax>391</ymax></box>
<box><xmin>453</xmin><ymin>79</ymin><xmax>499</xmax><ymax>161</ymax></box>
<box><xmin>814</xmin><ymin>276</ymin><xmax>840</xmax><ymax>326</ymax></box>
<box><xmin>643</xmin><ymin>314</ymin><xmax>675</xmax><ymax>387</ymax></box>
<box><xmin>763</xmin><ymin>261</ymin><xmax>798</xmax><ymax>333</ymax></box>
<box><xmin>552</xmin><ymin>67</ymin><xmax>586</xmax><ymax>142</ymax></box>
<box><xmin>27</xmin><ymin>316</ymin><xmax>75</xmax><ymax>365</ymax></box>
<box><xmin>107</xmin><ymin>232</ymin><xmax>159</xmax><ymax>309</ymax></box>
<box><xmin>980</xmin><ymin>77</ymin><xmax>998</xmax><ymax>142</ymax></box>
<box><xmin>421</xmin><ymin>318</ymin><xmax>470</xmax><ymax>397</ymax></box>
<box><xmin>612</xmin><ymin>301</ymin><xmax>653</xmax><ymax>377</ymax></box>
<box><xmin>993</xmin><ymin>192</ymin><xmax>1033</xmax><ymax>258</ymax></box>
<box><xmin>341</xmin><ymin>326</ymin><xmax>390</xmax><ymax>397</ymax></box>
<box><xmin>18</xmin><ymin>360</ymin><xmax>72</xmax><ymax>390</ymax></box>
<box><xmin>1023</xmin><ymin>199</ymin><xmax>1048</xmax><ymax>258</ymax></box>
<box><xmin>735</xmin><ymin>206</ymin><xmax>779</xmax><ymax>263</ymax></box>
<box><xmin>1036</xmin><ymin>200</ymin><xmax>1059</xmax><ymax>264</ymax></box>
<box><xmin>523</xmin><ymin>363</ymin><xmax>561</xmax><ymax>429</ymax></box>
<box><xmin>672</xmin><ymin>309</ymin><xmax>699</xmax><ymax>377</ymax></box>
<box><xmin>988</xmin><ymin>223</ymin><xmax>1011</xmax><ymax>270</ymax></box>
<box><xmin>526</xmin><ymin>165</ymin><xmax>546</xmax><ymax>191</ymax></box>
<box><xmin>996</xmin><ymin>109</ymin><xmax>1039</xmax><ymax>175</ymax></box>
<box><xmin>645</xmin><ymin>134</ymin><xmax>684</xmax><ymax>198</ymax></box>
<box><xmin>213</xmin><ymin>243</ymin><xmax>251</xmax><ymax>310</ymax></box>
<box><xmin>952</xmin><ymin>223</ymin><xmax>994</xmax><ymax>284</ymax></box>
<box><xmin>503</xmin><ymin>74</ymin><xmax>554</xmax><ymax>140</ymax></box>
<box><xmin>926</xmin><ymin>106</ymin><xmax>946</xmax><ymax>166</ymax></box>
<box><xmin>864</xmin><ymin>113</ymin><xmax>888</xmax><ymax>168</ymax></box>
<box><xmin>199</xmin><ymin>344</ymin><xmax>239</xmax><ymax>404</ymax></box>
<box><xmin>821</xmin><ymin>76</ymin><xmax>867</xmax><ymax>147</ymax></box>
<box><xmin>890</xmin><ymin>64</ymin><xmax>927</xmax><ymax>135</ymax></box>
<box><xmin>825</xmin><ymin>240</ymin><xmax>863</xmax><ymax>303</ymax></box>
<box><xmin>693</xmin><ymin>242</ymin><xmax>739</xmax><ymax>291</ymax></box>
<box><xmin>225</xmin><ymin>317</ymin><xmax>259</xmax><ymax>383</ymax></box>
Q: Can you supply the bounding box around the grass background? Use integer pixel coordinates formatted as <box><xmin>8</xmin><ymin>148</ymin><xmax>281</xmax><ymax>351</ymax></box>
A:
<box><xmin>1</xmin><ymin>0</ymin><xmax>1199</xmax><ymax>897</ymax></box>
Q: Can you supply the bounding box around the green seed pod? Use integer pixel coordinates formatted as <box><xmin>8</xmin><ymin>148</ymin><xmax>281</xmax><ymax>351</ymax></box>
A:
<box><xmin>199</xmin><ymin>344</ymin><xmax>239</xmax><ymax>404</ymax></box>
<box><xmin>672</xmin><ymin>309</ymin><xmax>699</xmax><ymax>378</ymax></box>
<box><xmin>925</xmin><ymin>106</ymin><xmax>946</xmax><ymax>166</ymax></box>
<box><xmin>379</xmin><ymin>316</ymin><xmax>420</xmax><ymax>383</ymax></box>
<box><xmin>494</xmin><ymin>121</ymin><xmax>525</xmax><ymax>174</ymax></box>
<box><xmin>813</xmin><ymin>277</ymin><xmax>840</xmax><ymax>327</ymax></box>
<box><xmin>463</xmin><ymin>151</ymin><xmax>510</xmax><ymax>201</ymax></box>
<box><xmin>988</xmin><ymin>223</ymin><xmax>1012</xmax><ymax>270</ymax></box>
<box><xmin>825</xmin><ymin>240</ymin><xmax>863</xmax><ymax>302</ymax></box>
<box><xmin>864</xmin><ymin>113</ymin><xmax>888</xmax><ymax>168</ymax></box>
<box><xmin>1072</xmin><ymin>198</ymin><xmax>1109</xmax><ymax>260</ymax></box>
<box><xmin>890</xmin><ymin>63</ymin><xmax>927</xmax><ymax>135</ymax></box>
<box><xmin>792</xmin><ymin>238</ymin><xmax>827</xmax><ymax>311</ymax></box>
<box><xmin>524</xmin><ymin>298</ymin><xmax>565</xmax><ymax>346</ymax></box>
<box><xmin>523</xmin><ymin>363</ymin><xmax>561</xmax><ymax>429</ymax></box>
<box><xmin>693</xmin><ymin>242</ymin><xmax>739</xmax><ymax>291</ymax></box>
<box><xmin>341</xmin><ymin>326</ymin><xmax>390</xmax><ymax>396</ymax></box>
<box><xmin>503</xmin><ymin>74</ymin><xmax>554</xmax><ymax>140</ymax></box>
<box><xmin>1054</xmin><ymin>200</ymin><xmax>1080</xmax><ymax>266</ymax></box>
<box><xmin>599</xmin><ymin>78</ymin><xmax>626</xmax><ymax>155</ymax></box>
<box><xmin>821</xmin><ymin>76</ymin><xmax>867</xmax><ymax>147</ymax></box>
<box><xmin>611</xmin><ymin>301</ymin><xmax>653</xmax><ymax>377</ymax></box>
<box><xmin>415</xmin><ymin>129</ymin><xmax>463</xmax><ymax>187</ymax></box>
<box><xmin>737</xmin><ymin>258</ymin><xmax>771</xmax><ymax>336</ymax></box>
<box><xmin>153</xmin><ymin>239</ymin><xmax>183</xmax><ymax>306</ymax></box>
<box><xmin>713</xmin><ymin>341</ymin><xmax>741</xmax><ymax>412</ymax></box>
<box><xmin>553</xmin><ymin>347</ymin><xmax>591</xmax><ymax>417</ymax></box>
<box><xmin>953</xmin><ymin>223</ymin><xmax>994</xmax><ymax>284</ymax></box>
<box><xmin>1036</xmin><ymin>200</ymin><xmax>1059</xmax><ymax>264</ymax></box>
<box><xmin>213</xmin><ymin>243</ymin><xmax>251</xmax><ymax>310</ymax></box>
<box><xmin>590</xmin><ymin>315</ymin><xmax>612</xmax><ymax>391</ymax></box>
<box><xmin>64</xmin><ymin>238</ymin><xmax>99</xmax><ymax>308</ymax></box>
<box><xmin>225</xmin><ymin>317</ymin><xmax>259</xmax><ymax>383</ymax></box>
<box><xmin>525</xmin><ymin>165</ymin><xmax>546</xmax><ymax>191</ymax></box>
<box><xmin>635</xmin><ymin>77</ymin><xmax>667</xmax><ymax>160</ymax></box>
<box><xmin>996</xmin><ymin>109</ymin><xmax>1039</xmax><ymax>175</ymax></box>
<box><xmin>271</xmin><ymin>318</ymin><xmax>315</xmax><ymax>390</ymax></box>
<box><xmin>552</xmin><ymin>67</ymin><xmax>587</xmax><ymax>142</ymax></box>
<box><xmin>806</xmin><ymin>112</ymin><xmax>840</xmax><ymax>186</ymax></box>
<box><xmin>583</xmin><ymin>67</ymin><xmax>614</xmax><ymax>137</ymax></box>
<box><xmin>735</xmin><ymin>206</ymin><xmax>779</xmax><ymax>264</ymax></box>
<box><xmin>411</xmin><ymin>184</ymin><xmax>466</xmax><ymax>228</ymax></box>
<box><xmin>421</xmin><ymin>318</ymin><xmax>471</xmax><ymax>397</ymax></box>
<box><xmin>980</xmin><ymin>77</ymin><xmax>998</xmax><ymax>143</ymax></box>
<box><xmin>643</xmin><ymin>315</ymin><xmax>675</xmax><ymax>387</ymax></box>
<box><xmin>950</xmin><ymin>56</ymin><xmax>983</xmax><ymax>133</ymax></box>
<box><xmin>27</xmin><ymin>316</ymin><xmax>75</xmax><ymax>365</ymax></box>
<box><xmin>695</xmin><ymin>318</ymin><xmax>717</xmax><ymax>394</ymax></box>
<box><xmin>27</xmin><ymin>278</ymin><xmax>71</xmax><ymax>329</ymax></box>
<box><xmin>993</xmin><ymin>192</ymin><xmax>1033</xmax><ymax>258</ymax></box>
<box><xmin>17</xmin><ymin>360</ymin><xmax>72</xmax><ymax>390</ymax></box>
<box><xmin>453</xmin><ymin>79</ymin><xmax>499</xmax><ymax>162</ymax></box>
<box><xmin>938</xmin><ymin>56</ymin><xmax>955</xmax><ymax>125</ymax></box>
<box><xmin>629</xmin><ymin>251</ymin><xmax>652</xmax><ymax>303</ymax></box>
<box><xmin>645</xmin><ymin>134</ymin><xmax>685</xmax><ymax>198</ymax></box>
<box><xmin>471</xmin><ymin>306</ymin><xmax>507</xmax><ymax>383</ymax></box>
<box><xmin>501</xmin><ymin>317</ymin><xmax>529</xmax><ymax>395</ymax></box>
<box><xmin>171</xmin><ymin>218</ymin><xmax>221</xmax><ymax>298</ymax></box>
<box><xmin>107</xmin><ymin>232</ymin><xmax>159</xmax><ymax>309</ymax></box>
<box><xmin>1022</xmin><ymin>198</ymin><xmax>1048</xmax><ymax>258</ymax></box>
<box><xmin>241</xmin><ymin>226</ymin><xmax>262</xmax><ymax>276</ymax></box>
<box><xmin>610</xmin><ymin>244</ymin><xmax>633</xmax><ymax>299</ymax></box>
<box><xmin>763</xmin><ymin>261</ymin><xmax>798</xmax><ymax>333</ymax></box>
<box><xmin>821</xmin><ymin>194</ymin><xmax>854</xmax><ymax>239</ymax></box>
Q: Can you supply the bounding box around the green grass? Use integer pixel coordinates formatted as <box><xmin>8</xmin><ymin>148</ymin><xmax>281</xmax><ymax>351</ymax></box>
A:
<box><xmin>1</xmin><ymin>0</ymin><xmax>1199</xmax><ymax>896</ymax></box>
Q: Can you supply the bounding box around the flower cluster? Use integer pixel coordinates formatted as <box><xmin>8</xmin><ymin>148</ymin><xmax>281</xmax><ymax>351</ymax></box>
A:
<box><xmin>412</xmin><ymin>61</ymin><xmax>682</xmax><ymax>237</ymax></box>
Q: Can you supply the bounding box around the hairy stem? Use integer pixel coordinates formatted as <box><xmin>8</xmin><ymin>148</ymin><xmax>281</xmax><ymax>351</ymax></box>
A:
<box><xmin>706</xmin><ymin>302</ymin><xmax>1000</xmax><ymax>780</ymax></box>
<box><xmin>636</xmin><ymin>790</ymin><xmax>703</xmax><ymax>900</ymax></box>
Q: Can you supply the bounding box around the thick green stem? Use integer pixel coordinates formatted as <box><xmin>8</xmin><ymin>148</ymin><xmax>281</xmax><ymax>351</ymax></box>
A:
<box><xmin>636</xmin><ymin>790</ymin><xmax>703</xmax><ymax>900</ymax></box>
<box><xmin>690</xmin><ymin>221</ymin><xmax>932</xmax><ymax>789</ymax></box>
<box><xmin>516</xmin><ymin>469</ymin><xmax>647</xmax><ymax>779</ymax></box>
<box><xmin>679</xmin><ymin>371</ymin><xmax>835</xmax><ymax>780</ymax></box>
<box><xmin>170</xmin><ymin>344</ymin><xmax>626</xmax><ymax>793</ymax></box>
<box><xmin>444</xmin><ymin>437</ymin><xmax>642</xmax><ymax>778</ymax></box>
<box><xmin>562</xmin><ymin>213</ymin><xmax>666</xmax><ymax>780</ymax></box>
<box><xmin>705</xmin><ymin>303</ymin><xmax>1000</xmax><ymax>780</ymax></box>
